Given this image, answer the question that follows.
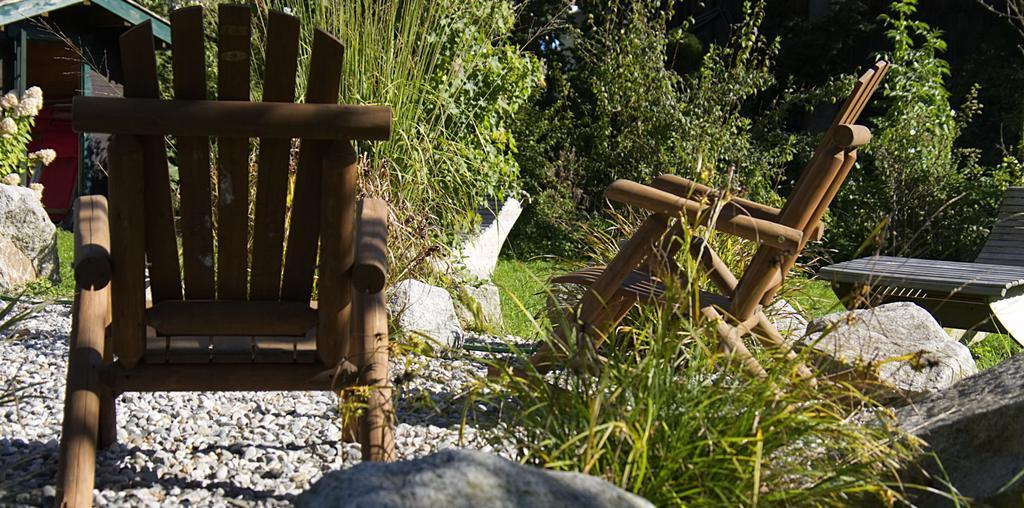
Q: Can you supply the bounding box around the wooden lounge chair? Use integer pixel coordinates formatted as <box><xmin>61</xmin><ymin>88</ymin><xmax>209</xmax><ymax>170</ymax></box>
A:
<box><xmin>819</xmin><ymin>187</ymin><xmax>1024</xmax><ymax>344</ymax></box>
<box><xmin>56</xmin><ymin>7</ymin><xmax>394</xmax><ymax>506</ymax></box>
<box><xmin>528</xmin><ymin>62</ymin><xmax>890</xmax><ymax>378</ymax></box>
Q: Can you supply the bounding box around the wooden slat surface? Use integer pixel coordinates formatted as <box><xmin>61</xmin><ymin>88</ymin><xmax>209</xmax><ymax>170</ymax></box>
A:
<box><xmin>554</xmin><ymin>266</ymin><xmax>732</xmax><ymax>309</ymax></box>
<box><xmin>145</xmin><ymin>300</ymin><xmax>317</xmax><ymax>336</ymax></box>
<box><xmin>250</xmin><ymin>10</ymin><xmax>301</xmax><ymax>300</ymax></box>
<box><xmin>171</xmin><ymin>6</ymin><xmax>216</xmax><ymax>300</ymax></box>
<box><xmin>104</xmin><ymin>363</ymin><xmax>359</xmax><ymax>392</ymax></box>
<box><xmin>976</xmin><ymin>187</ymin><xmax>1024</xmax><ymax>267</ymax></box>
<box><xmin>281</xmin><ymin>30</ymin><xmax>345</xmax><ymax>301</ymax></box>
<box><xmin>819</xmin><ymin>256</ymin><xmax>1024</xmax><ymax>296</ymax></box>
<box><xmin>216</xmin><ymin>4</ymin><xmax>252</xmax><ymax>300</ymax></box>
<box><xmin>120</xmin><ymin>21</ymin><xmax>183</xmax><ymax>303</ymax></box>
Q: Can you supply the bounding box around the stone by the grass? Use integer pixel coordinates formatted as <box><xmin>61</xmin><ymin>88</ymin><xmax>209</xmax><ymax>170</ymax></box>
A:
<box><xmin>766</xmin><ymin>299</ymin><xmax>808</xmax><ymax>339</ymax></box>
<box><xmin>388</xmin><ymin>279</ymin><xmax>464</xmax><ymax>349</ymax></box>
<box><xmin>895</xmin><ymin>352</ymin><xmax>1024</xmax><ymax>505</ymax></box>
<box><xmin>802</xmin><ymin>302</ymin><xmax>976</xmax><ymax>397</ymax></box>
<box><xmin>0</xmin><ymin>183</ymin><xmax>58</xmax><ymax>290</ymax></box>
<box><xmin>453</xmin><ymin>282</ymin><xmax>503</xmax><ymax>329</ymax></box>
<box><xmin>297</xmin><ymin>449</ymin><xmax>654</xmax><ymax>508</ymax></box>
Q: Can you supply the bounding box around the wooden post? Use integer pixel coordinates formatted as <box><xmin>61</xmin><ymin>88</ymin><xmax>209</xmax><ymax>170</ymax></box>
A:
<box><xmin>355</xmin><ymin>289</ymin><xmax>394</xmax><ymax>462</ymax></box>
<box><xmin>55</xmin><ymin>284</ymin><xmax>110</xmax><ymax>507</ymax></box>
<box><xmin>107</xmin><ymin>135</ymin><xmax>147</xmax><ymax>368</ymax></box>
<box><xmin>317</xmin><ymin>141</ymin><xmax>357</xmax><ymax>367</ymax></box>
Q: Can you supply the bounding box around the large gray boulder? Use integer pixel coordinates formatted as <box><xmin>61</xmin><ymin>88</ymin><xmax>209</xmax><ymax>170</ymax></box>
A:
<box><xmin>803</xmin><ymin>302</ymin><xmax>976</xmax><ymax>397</ymax></box>
<box><xmin>894</xmin><ymin>353</ymin><xmax>1024</xmax><ymax>505</ymax></box>
<box><xmin>0</xmin><ymin>183</ymin><xmax>58</xmax><ymax>290</ymax></box>
<box><xmin>297</xmin><ymin>449</ymin><xmax>653</xmax><ymax>508</ymax></box>
<box><xmin>388</xmin><ymin>279</ymin><xmax>464</xmax><ymax>349</ymax></box>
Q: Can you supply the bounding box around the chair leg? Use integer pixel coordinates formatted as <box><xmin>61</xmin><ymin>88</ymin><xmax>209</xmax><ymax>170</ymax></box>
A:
<box><xmin>528</xmin><ymin>295</ymin><xmax>635</xmax><ymax>374</ymax></box>
<box><xmin>354</xmin><ymin>290</ymin><xmax>394</xmax><ymax>462</ymax></box>
<box><xmin>700</xmin><ymin>305</ymin><xmax>767</xmax><ymax>379</ymax></box>
<box><xmin>56</xmin><ymin>287</ymin><xmax>109</xmax><ymax>508</ymax></box>
<box><xmin>98</xmin><ymin>390</ymin><xmax>117</xmax><ymax>450</ymax></box>
<box><xmin>751</xmin><ymin>312</ymin><xmax>816</xmax><ymax>384</ymax></box>
<box><xmin>98</xmin><ymin>332</ymin><xmax>116</xmax><ymax>449</ymax></box>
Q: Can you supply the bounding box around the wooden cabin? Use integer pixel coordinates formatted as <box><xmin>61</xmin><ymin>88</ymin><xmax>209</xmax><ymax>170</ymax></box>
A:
<box><xmin>0</xmin><ymin>0</ymin><xmax>169</xmax><ymax>222</ymax></box>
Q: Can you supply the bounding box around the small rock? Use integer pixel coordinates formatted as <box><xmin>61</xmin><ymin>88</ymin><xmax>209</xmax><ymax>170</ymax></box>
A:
<box><xmin>453</xmin><ymin>283</ymin><xmax>503</xmax><ymax>330</ymax></box>
<box><xmin>388</xmin><ymin>279</ymin><xmax>464</xmax><ymax>349</ymax></box>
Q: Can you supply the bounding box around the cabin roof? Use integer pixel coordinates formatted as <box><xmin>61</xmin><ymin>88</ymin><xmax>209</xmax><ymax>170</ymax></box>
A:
<box><xmin>0</xmin><ymin>0</ymin><xmax>170</xmax><ymax>43</ymax></box>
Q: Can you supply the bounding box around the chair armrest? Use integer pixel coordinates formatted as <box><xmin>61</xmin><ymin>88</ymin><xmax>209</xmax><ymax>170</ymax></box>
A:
<box><xmin>651</xmin><ymin>174</ymin><xmax>826</xmax><ymax>242</ymax></box>
<box><xmin>604</xmin><ymin>180</ymin><xmax>803</xmax><ymax>251</ymax></box>
<box><xmin>73</xmin><ymin>195</ymin><xmax>112</xmax><ymax>290</ymax></box>
<box><xmin>352</xmin><ymin>198</ymin><xmax>389</xmax><ymax>294</ymax></box>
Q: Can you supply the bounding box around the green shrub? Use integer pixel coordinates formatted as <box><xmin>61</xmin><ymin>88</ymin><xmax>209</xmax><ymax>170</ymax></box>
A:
<box><xmin>829</xmin><ymin>0</ymin><xmax>1024</xmax><ymax>260</ymax></box>
<box><xmin>509</xmin><ymin>1</ymin><xmax>795</xmax><ymax>258</ymax></box>
<box><xmin>0</xmin><ymin>87</ymin><xmax>52</xmax><ymax>182</ymax></box>
<box><xmin>266</xmin><ymin>0</ymin><xmax>541</xmax><ymax>260</ymax></box>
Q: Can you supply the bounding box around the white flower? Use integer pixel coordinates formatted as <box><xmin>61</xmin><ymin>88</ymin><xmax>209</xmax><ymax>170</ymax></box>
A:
<box><xmin>2</xmin><ymin>173</ymin><xmax>19</xmax><ymax>186</ymax></box>
<box><xmin>24</xmin><ymin>86</ymin><xmax>42</xmax><ymax>101</ymax></box>
<box><xmin>29</xmin><ymin>148</ymin><xmax>57</xmax><ymax>166</ymax></box>
<box><xmin>1</xmin><ymin>93</ymin><xmax>18</xmax><ymax>110</ymax></box>
<box><xmin>14</xmin><ymin>97</ymin><xmax>41</xmax><ymax>118</ymax></box>
<box><xmin>29</xmin><ymin>182</ymin><xmax>44</xmax><ymax>199</ymax></box>
<box><xmin>0</xmin><ymin>117</ymin><xmax>16</xmax><ymax>135</ymax></box>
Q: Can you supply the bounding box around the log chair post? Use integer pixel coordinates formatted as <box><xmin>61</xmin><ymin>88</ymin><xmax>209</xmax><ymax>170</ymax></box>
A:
<box><xmin>318</xmin><ymin>140</ymin><xmax>358</xmax><ymax>367</ymax></box>
<box><xmin>107</xmin><ymin>135</ymin><xmax>148</xmax><ymax>368</ymax></box>
<box><xmin>352</xmin><ymin>198</ymin><xmax>393</xmax><ymax>460</ymax></box>
<box><xmin>355</xmin><ymin>289</ymin><xmax>394</xmax><ymax>461</ymax></box>
<box><xmin>57</xmin><ymin>195</ymin><xmax>114</xmax><ymax>507</ymax></box>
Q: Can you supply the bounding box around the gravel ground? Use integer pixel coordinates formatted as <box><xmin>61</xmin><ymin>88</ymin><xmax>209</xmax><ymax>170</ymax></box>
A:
<box><xmin>0</xmin><ymin>302</ymin><xmax>519</xmax><ymax>507</ymax></box>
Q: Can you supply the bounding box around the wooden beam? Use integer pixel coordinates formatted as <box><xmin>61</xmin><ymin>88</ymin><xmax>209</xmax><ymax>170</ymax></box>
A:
<box><xmin>72</xmin><ymin>195</ymin><xmax>111</xmax><ymax>291</ymax></box>
<box><xmin>605</xmin><ymin>179</ymin><xmax>803</xmax><ymax>251</ymax></box>
<box><xmin>103</xmin><ymin>362</ymin><xmax>359</xmax><ymax>392</ymax></box>
<box><xmin>145</xmin><ymin>301</ymin><xmax>317</xmax><ymax>336</ymax></box>
<box><xmin>353</xmin><ymin>198</ymin><xmax>389</xmax><ymax>294</ymax></box>
<box><xmin>55</xmin><ymin>285</ymin><xmax>110</xmax><ymax>507</ymax></box>
<box><xmin>72</xmin><ymin>97</ymin><xmax>392</xmax><ymax>141</ymax></box>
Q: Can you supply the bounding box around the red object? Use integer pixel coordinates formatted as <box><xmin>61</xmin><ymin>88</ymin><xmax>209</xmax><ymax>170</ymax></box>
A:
<box><xmin>28</xmin><ymin>106</ymin><xmax>78</xmax><ymax>222</ymax></box>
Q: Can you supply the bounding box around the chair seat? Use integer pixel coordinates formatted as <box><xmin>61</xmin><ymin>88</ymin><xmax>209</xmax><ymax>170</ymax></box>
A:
<box><xmin>552</xmin><ymin>266</ymin><xmax>732</xmax><ymax>309</ymax></box>
<box><xmin>819</xmin><ymin>256</ymin><xmax>1024</xmax><ymax>298</ymax></box>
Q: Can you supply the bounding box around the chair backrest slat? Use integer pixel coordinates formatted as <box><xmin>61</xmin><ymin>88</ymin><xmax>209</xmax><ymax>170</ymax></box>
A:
<box><xmin>216</xmin><ymin>4</ymin><xmax>253</xmax><ymax>300</ymax></box>
<box><xmin>77</xmin><ymin>5</ymin><xmax>389</xmax><ymax>318</ymax></box>
<box><xmin>975</xmin><ymin>187</ymin><xmax>1024</xmax><ymax>266</ymax></box>
<box><xmin>107</xmin><ymin>135</ymin><xmax>148</xmax><ymax>367</ymax></box>
<box><xmin>171</xmin><ymin>6</ymin><xmax>216</xmax><ymax>300</ymax></box>
<box><xmin>250</xmin><ymin>11</ymin><xmax>301</xmax><ymax>300</ymax></box>
<box><xmin>731</xmin><ymin>61</ymin><xmax>889</xmax><ymax>317</ymax></box>
<box><xmin>120</xmin><ymin>21</ymin><xmax>183</xmax><ymax>303</ymax></box>
<box><xmin>839</xmin><ymin>62</ymin><xmax>889</xmax><ymax>126</ymax></box>
<box><xmin>281</xmin><ymin>30</ymin><xmax>345</xmax><ymax>302</ymax></box>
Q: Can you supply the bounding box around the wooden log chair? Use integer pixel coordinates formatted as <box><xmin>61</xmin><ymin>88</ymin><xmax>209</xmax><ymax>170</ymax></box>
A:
<box><xmin>526</xmin><ymin>62</ymin><xmax>890</xmax><ymax>379</ymax></box>
<box><xmin>55</xmin><ymin>7</ymin><xmax>394</xmax><ymax>507</ymax></box>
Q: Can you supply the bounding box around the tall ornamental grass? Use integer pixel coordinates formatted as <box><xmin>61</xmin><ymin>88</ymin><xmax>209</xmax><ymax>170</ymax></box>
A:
<box><xmin>256</xmin><ymin>0</ymin><xmax>541</xmax><ymax>271</ymax></box>
<box><xmin>474</xmin><ymin>220</ymin><xmax>925</xmax><ymax>506</ymax></box>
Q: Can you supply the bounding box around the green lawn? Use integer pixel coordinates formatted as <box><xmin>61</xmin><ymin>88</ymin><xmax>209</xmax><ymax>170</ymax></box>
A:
<box><xmin>492</xmin><ymin>258</ymin><xmax>1020</xmax><ymax>370</ymax></box>
<box><xmin>491</xmin><ymin>257</ymin><xmax>571</xmax><ymax>338</ymax></box>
